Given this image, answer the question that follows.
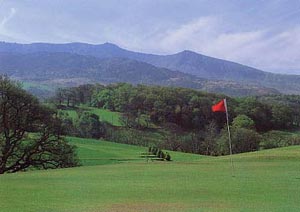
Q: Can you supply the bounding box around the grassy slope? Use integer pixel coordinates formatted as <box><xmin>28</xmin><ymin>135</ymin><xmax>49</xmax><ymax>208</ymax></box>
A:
<box><xmin>0</xmin><ymin>138</ymin><xmax>300</xmax><ymax>212</ymax></box>
<box><xmin>21</xmin><ymin>81</ymin><xmax>53</xmax><ymax>91</ymax></box>
<box><xmin>63</xmin><ymin>107</ymin><xmax>167</xmax><ymax>146</ymax></box>
<box><xmin>68</xmin><ymin>137</ymin><xmax>204</xmax><ymax>166</ymax></box>
<box><xmin>63</xmin><ymin>106</ymin><xmax>123</xmax><ymax>126</ymax></box>
<box><xmin>86</xmin><ymin>107</ymin><xmax>123</xmax><ymax>126</ymax></box>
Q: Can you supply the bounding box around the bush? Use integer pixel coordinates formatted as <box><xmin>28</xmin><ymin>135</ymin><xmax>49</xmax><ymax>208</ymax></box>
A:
<box><xmin>165</xmin><ymin>152</ymin><xmax>171</xmax><ymax>161</ymax></box>
<box><xmin>217</xmin><ymin>127</ymin><xmax>261</xmax><ymax>155</ymax></box>
<box><xmin>148</xmin><ymin>146</ymin><xmax>171</xmax><ymax>161</ymax></box>
<box><xmin>260</xmin><ymin>131</ymin><xmax>300</xmax><ymax>149</ymax></box>
<box><xmin>75</xmin><ymin>112</ymin><xmax>106</xmax><ymax>138</ymax></box>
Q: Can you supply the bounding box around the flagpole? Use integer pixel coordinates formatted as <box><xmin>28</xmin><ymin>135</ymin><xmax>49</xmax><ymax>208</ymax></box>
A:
<box><xmin>224</xmin><ymin>98</ymin><xmax>235</xmax><ymax>177</ymax></box>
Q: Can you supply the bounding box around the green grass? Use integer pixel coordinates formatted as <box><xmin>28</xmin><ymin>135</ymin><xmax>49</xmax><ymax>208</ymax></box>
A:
<box><xmin>67</xmin><ymin>137</ymin><xmax>147</xmax><ymax>166</ymax></box>
<box><xmin>63</xmin><ymin>109</ymin><xmax>78</xmax><ymax>120</ymax></box>
<box><xmin>21</xmin><ymin>81</ymin><xmax>54</xmax><ymax>91</ymax></box>
<box><xmin>0</xmin><ymin>137</ymin><xmax>300</xmax><ymax>212</ymax></box>
<box><xmin>85</xmin><ymin>107</ymin><xmax>122</xmax><ymax>126</ymax></box>
<box><xmin>63</xmin><ymin>106</ymin><xmax>123</xmax><ymax>126</ymax></box>
<box><xmin>67</xmin><ymin>137</ymin><xmax>204</xmax><ymax>166</ymax></box>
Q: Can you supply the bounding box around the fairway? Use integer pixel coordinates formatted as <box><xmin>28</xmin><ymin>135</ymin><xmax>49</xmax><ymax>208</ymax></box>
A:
<box><xmin>68</xmin><ymin>137</ymin><xmax>204</xmax><ymax>166</ymax></box>
<box><xmin>0</xmin><ymin>138</ymin><xmax>300</xmax><ymax>212</ymax></box>
<box><xmin>2</xmin><ymin>1</ymin><xmax>300</xmax><ymax>212</ymax></box>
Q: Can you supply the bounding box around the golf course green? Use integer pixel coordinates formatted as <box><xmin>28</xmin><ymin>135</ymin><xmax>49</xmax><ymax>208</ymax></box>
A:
<box><xmin>0</xmin><ymin>137</ymin><xmax>299</xmax><ymax>212</ymax></box>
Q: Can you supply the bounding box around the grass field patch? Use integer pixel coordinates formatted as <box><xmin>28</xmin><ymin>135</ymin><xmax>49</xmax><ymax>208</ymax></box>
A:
<box><xmin>1</xmin><ymin>137</ymin><xmax>300</xmax><ymax>212</ymax></box>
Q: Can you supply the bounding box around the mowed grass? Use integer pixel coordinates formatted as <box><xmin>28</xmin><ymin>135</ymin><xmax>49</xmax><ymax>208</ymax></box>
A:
<box><xmin>0</xmin><ymin>138</ymin><xmax>300</xmax><ymax>212</ymax></box>
<box><xmin>86</xmin><ymin>107</ymin><xmax>122</xmax><ymax>126</ymax></box>
<box><xmin>68</xmin><ymin>137</ymin><xmax>204</xmax><ymax>166</ymax></box>
<box><xmin>63</xmin><ymin>106</ymin><xmax>123</xmax><ymax>126</ymax></box>
<box><xmin>68</xmin><ymin>137</ymin><xmax>147</xmax><ymax>166</ymax></box>
<box><xmin>21</xmin><ymin>81</ymin><xmax>54</xmax><ymax>92</ymax></box>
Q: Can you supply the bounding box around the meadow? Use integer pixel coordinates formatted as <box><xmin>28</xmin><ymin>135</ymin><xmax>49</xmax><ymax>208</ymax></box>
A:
<box><xmin>0</xmin><ymin>137</ymin><xmax>299</xmax><ymax>212</ymax></box>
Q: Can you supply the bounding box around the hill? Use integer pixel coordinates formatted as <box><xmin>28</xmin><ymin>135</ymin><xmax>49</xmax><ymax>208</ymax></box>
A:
<box><xmin>0</xmin><ymin>41</ymin><xmax>300</xmax><ymax>94</ymax></box>
<box><xmin>0</xmin><ymin>52</ymin><xmax>278</xmax><ymax>96</ymax></box>
<box><xmin>0</xmin><ymin>137</ymin><xmax>299</xmax><ymax>212</ymax></box>
<box><xmin>0</xmin><ymin>52</ymin><xmax>186</xmax><ymax>84</ymax></box>
<box><xmin>141</xmin><ymin>50</ymin><xmax>300</xmax><ymax>94</ymax></box>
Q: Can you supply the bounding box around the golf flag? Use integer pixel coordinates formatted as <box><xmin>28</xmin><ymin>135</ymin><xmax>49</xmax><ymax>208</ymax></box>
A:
<box><xmin>212</xmin><ymin>99</ymin><xmax>226</xmax><ymax>112</ymax></box>
<box><xmin>212</xmin><ymin>98</ymin><xmax>234</xmax><ymax>176</ymax></box>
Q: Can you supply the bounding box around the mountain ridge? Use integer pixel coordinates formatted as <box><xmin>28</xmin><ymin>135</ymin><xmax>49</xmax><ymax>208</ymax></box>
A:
<box><xmin>0</xmin><ymin>41</ymin><xmax>299</xmax><ymax>94</ymax></box>
<box><xmin>0</xmin><ymin>51</ymin><xmax>279</xmax><ymax>97</ymax></box>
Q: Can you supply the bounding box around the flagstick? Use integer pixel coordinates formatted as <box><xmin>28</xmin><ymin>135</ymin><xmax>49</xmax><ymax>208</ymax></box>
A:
<box><xmin>224</xmin><ymin>99</ymin><xmax>235</xmax><ymax>177</ymax></box>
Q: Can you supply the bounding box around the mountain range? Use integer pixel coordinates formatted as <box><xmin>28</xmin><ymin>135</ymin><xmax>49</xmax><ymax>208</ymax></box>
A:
<box><xmin>0</xmin><ymin>41</ymin><xmax>298</xmax><ymax>95</ymax></box>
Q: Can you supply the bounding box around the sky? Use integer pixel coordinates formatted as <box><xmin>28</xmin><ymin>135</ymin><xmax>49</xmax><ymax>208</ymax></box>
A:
<box><xmin>0</xmin><ymin>0</ymin><xmax>300</xmax><ymax>74</ymax></box>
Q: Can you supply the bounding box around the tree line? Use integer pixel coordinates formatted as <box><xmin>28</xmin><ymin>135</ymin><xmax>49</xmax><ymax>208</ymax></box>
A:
<box><xmin>50</xmin><ymin>83</ymin><xmax>300</xmax><ymax>156</ymax></box>
<box><xmin>51</xmin><ymin>83</ymin><xmax>300</xmax><ymax>131</ymax></box>
<box><xmin>3</xmin><ymin>76</ymin><xmax>299</xmax><ymax>174</ymax></box>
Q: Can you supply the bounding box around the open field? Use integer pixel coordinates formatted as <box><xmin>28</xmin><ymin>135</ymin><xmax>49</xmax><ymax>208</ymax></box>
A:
<box><xmin>0</xmin><ymin>137</ymin><xmax>300</xmax><ymax>212</ymax></box>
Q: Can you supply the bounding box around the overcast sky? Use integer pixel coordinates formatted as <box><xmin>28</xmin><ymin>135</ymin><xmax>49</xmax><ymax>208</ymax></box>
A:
<box><xmin>0</xmin><ymin>0</ymin><xmax>300</xmax><ymax>73</ymax></box>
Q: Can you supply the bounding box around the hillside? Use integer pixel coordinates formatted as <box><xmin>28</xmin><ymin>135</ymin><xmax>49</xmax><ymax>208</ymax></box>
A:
<box><xmin>0</xmin><ymin>41</ymin><xmax>300</xmax><ymax>94</ymax></box>
<box><xmin>0</xmin><ymin>137</ymin><xmax>299</xmax><ymax>212</ymax></box>
<box><xmin>0</xmin><ymin>52</ymin><xmax>186</xmax><ymax>83</ymax></box>
<box><xmin>142</xmin><ymin>50</ymin><xmax>300</xmax><ymax>94</ymax></box>
<box><xmin>0</xmin><ymin>52</ymin><xmax>278</xmax><ymax>97</ymax></box>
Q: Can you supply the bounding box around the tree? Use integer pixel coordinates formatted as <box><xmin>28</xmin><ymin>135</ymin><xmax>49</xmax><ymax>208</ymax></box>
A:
<box><xmin>232</xmin><ymin>115</ymin><xmax>255</xmax><ymax>129</ymax></box>
<box><xmin>217</xmin><ymin>127</ymin><xmax>261</xmax><ymax>155</ymax></box>
<box><xmin>203</xmin><ymin>121</ymin><xmax>219</xmax><ymax>155</ymax></box>
<box><xmin>57</xmin><ymin>111</ymin><xmax>76</xmax><ymax>136</ymax></box>
<box><xmin>75</xmin><ymin>84</ymin><xmax>95</xmax><ymax>105</ymax></box>
<box><xmin>75</xmin><ymin>112</ymin><xmax>105</xmax><ymax>138</ymax></box>
<box><xmin>235</xmin><ymin>97</ymin><xmax>272</xmax><ymax>132</ymax></box>
<box><xmin>0</xmin><ymin>76</ymin><xmax>78</xmax><ymax>174</ymax></box>
<box><xmin>216</xmin><ymin>114</ymin><xmax>261</xmax><ymax>155</ymax></box>
<box><xmin>271</xmin><ymin>104</ymin><xmax>293</xmax><ymax>129</ymax></box>
<box><xmin>179</xmin><ymin>133</ymin><xmax>203</xmax><ymax>154</ymax></box>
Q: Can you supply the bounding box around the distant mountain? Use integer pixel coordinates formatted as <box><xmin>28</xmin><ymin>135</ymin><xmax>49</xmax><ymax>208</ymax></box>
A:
<box><xmin>0</xmin><ymin>41</ymin><xmax>132</xmax><ymax>57</ymax></box>
<box><xmin>0</xmin><ymin>41</ymin><xmax>299</xmax><ymax>94</ymax></box>
<box><xmin>137</xmin><ymin>51</ymin><xmax>300</xmax><ymax>94</ymax></box>
<box><xmin>0</xmin><ymin>52</ymin><xmax>182</xmax><ymax>83</ymax></box>
<box><xmin>0</xmin><ymin>52</ymin><xmax>278</xmax><ymax>97</ymax></box>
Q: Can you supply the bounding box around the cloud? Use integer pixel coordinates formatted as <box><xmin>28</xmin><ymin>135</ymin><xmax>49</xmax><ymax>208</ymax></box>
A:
<box><xmin>0</xmin><ymin>7</ymin><xmax>16</xmax><ymax>28</ymax></box>
<box><xmin>155</xmin><ymin>17</ymin><xmax>219</xmax><ymax>53</ymax></box>
<box><xmin>150</xmin><ymin>16</ymin><xmax>300</xmax><ymax>73</ymax></box>
<box><xmin>0</xmin><ymin>7</ymin><xmax>16</xmax><ymax>40</ymax></box>
<box><xmin>207</xmin><ymin>27</ymin><xmax>300</xmax><ymax>72</ymax></box>
<box><xmin>205</xmin><ymin>30</ymin><xmax>265</xmax><ymax>58</ymax></box>
<box><xmin>249</xmin><ymin>27</ymin><xmax>300</xmax><ymax>71</ymax></box>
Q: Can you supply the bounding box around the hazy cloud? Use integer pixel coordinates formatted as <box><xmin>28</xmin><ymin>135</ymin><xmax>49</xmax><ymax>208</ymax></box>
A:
<box><xmin>204</xmin><ymin>26</ymin><xmax>300</xmax><ymax>72</ymax></box>
<box><xmin>0</xmin><ymin>7</ymin><xmax>16</xmax><ymax>41</ymax></box>
<box><xmin>158</xmin><ymin>17</ymin><xmax>219</xmax><ymax>52</ymax></box>
<box><xmin>0</xmin><ymin>7</ymin><xmax>16</xmax><ymax>29</ymax></box>
<box><xmin>147</xmin><ymin>16</ymin><xmax>300</xmax><ymax>73</ymax></box>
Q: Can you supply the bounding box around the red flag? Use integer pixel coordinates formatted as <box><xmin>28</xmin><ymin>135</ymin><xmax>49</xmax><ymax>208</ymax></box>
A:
<box><xmin>212</xmin><ymin>99</ymin><xmax>226</xmax><ymax>112</ymax></box>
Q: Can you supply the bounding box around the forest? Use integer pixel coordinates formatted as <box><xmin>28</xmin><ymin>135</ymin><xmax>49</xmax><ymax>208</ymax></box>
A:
<box><xmin>48</xmin><ymin>83</ymin><xmax>300</xmax><ymax>156</ymax></box>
